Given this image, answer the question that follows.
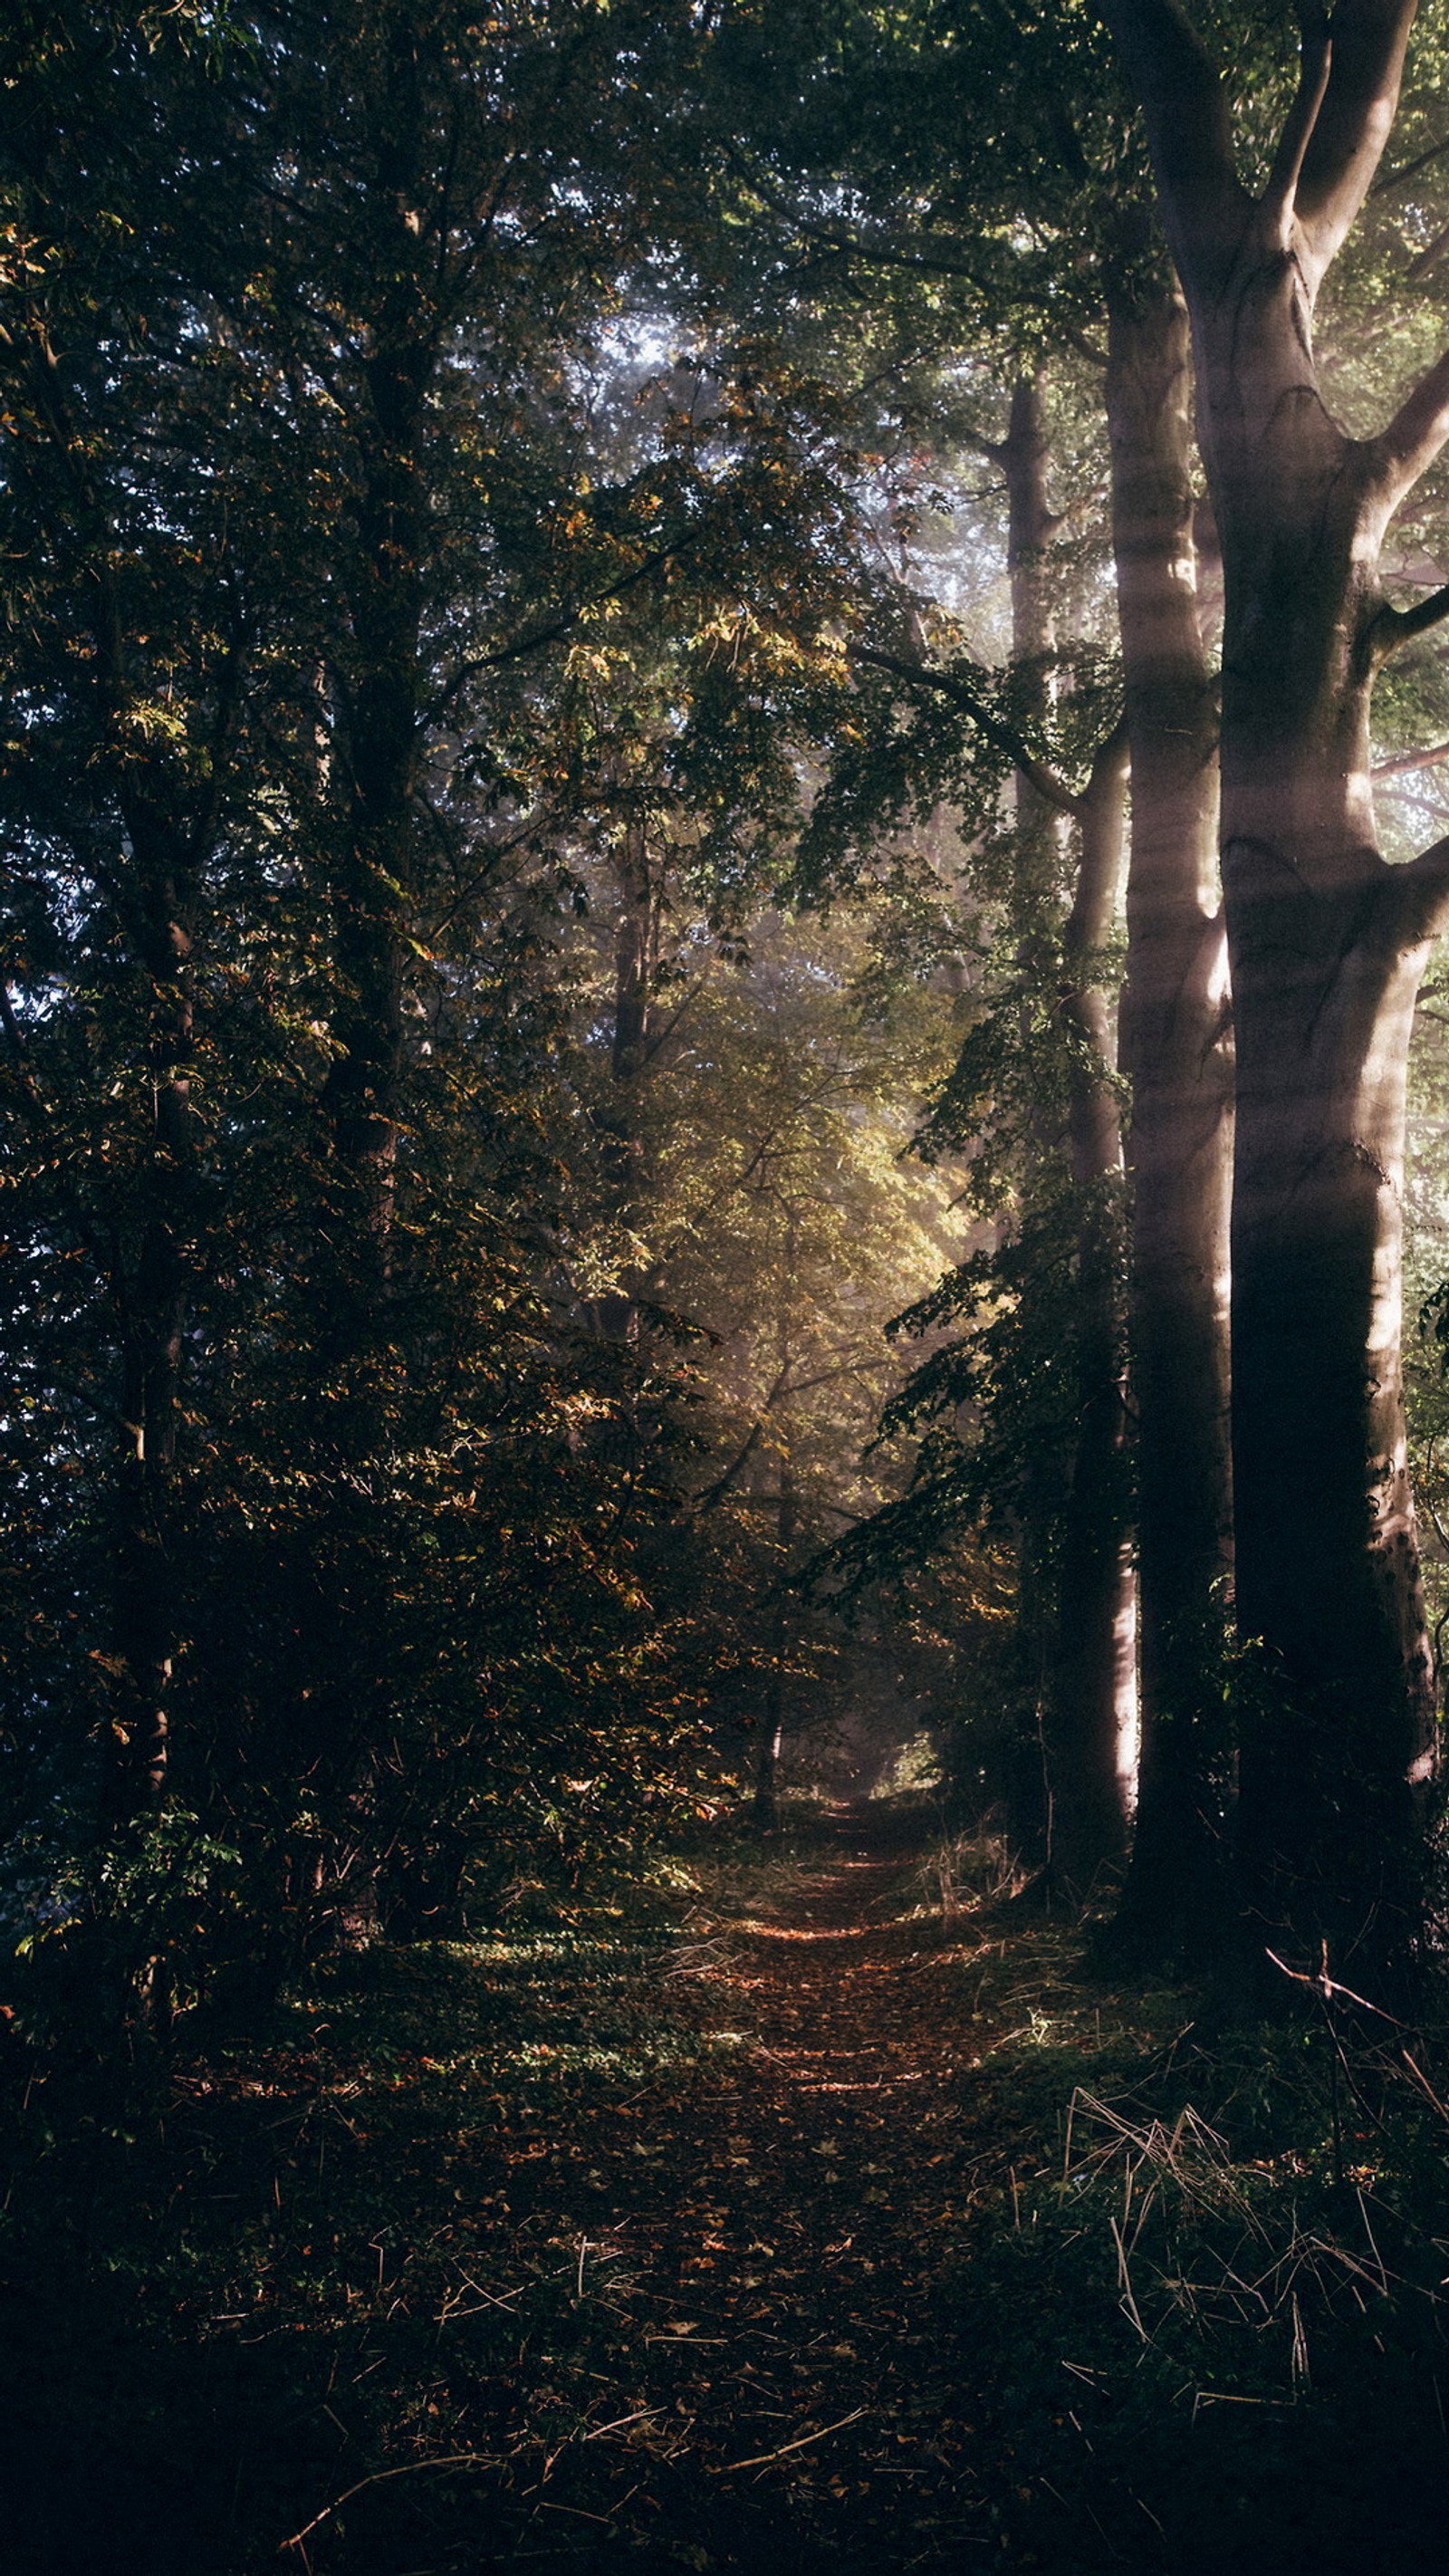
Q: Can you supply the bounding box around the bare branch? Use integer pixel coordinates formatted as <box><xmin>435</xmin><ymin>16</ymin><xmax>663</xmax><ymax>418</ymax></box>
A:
<box><xmin>1372</xmin><ymin>736</ymin><xmax>1449</xmax><ymax>777</ymax></box>
<box><xmin>1406</xmin><ymin>215</ymin><xmax>1449</xmax><ymax>280</ymax></box>
<box><xmin>1060</xmin><ymin>324</ymin><xmax>1110</xmax><ymax>370</ymax></box>
<box><xmin>1368</xmin><ymin>341</ymin><xmax>1449</xmax><ymax>513</ymax></box>
<box><xmin>677</xmin><ymin>1418</ymin><xmax>765</xmax><ymax>1525</ymax></box>
<box><xmin>1370</xmin><ymin>130</ymin><xmax>1449</xmax><ymax>196</ymax></box>
<box><xmin>849</xmin><ymin>642</ymin><xmax>1084</xmax><ymax>816</ymax></box>
<box><xmin>1295</xmin><ymin>0</ymin><xmax>1418</xmax><ymax>277</ymax></box>
<box><xmin>958</xmin><ymin>425</ymin><xmax>1009</xmax><ymax>467</ymax></box>
<box><xmin>1371</xmin><ymin>580</ymin><xmax>1449</xmax><ymax>660</ymax></box>
<box><xmin>1263</xmin><ymin>5</ymin><xmax>1334</xmax><ymax>235</ymax></box>
<box><xmin>1393</xmin><ymin>829</ymin><xmax>1449</xmax><ymax>945</ymax></box>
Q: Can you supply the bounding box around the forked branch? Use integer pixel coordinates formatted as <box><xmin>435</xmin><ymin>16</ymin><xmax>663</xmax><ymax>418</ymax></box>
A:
<box><xmin>1263</xmin><ymin>4</ymin><xmax>1334</xmax><ymax>235</ymax></box>
<box><xmin>1294</xmin><ymin>0</ymin><xmax>1418</xmax><ymax>276</ymax></box>
<box><xmin>1064</xmin><ymin>718</ymin><xmax>1131</xmax><ymax>961</ymax></box>
<box><xmin>1107</xmin><ymin>0</ymin><xmax>1415</xmax><ymax>296</ymax></box>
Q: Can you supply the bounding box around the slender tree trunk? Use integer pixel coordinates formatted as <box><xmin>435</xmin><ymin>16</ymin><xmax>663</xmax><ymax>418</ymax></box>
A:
<box><xmin>998</xmin><ymin>378</ymin><xmax>1070</xmax><ymax>1853</ymax></box>
<box><xmin>1048</xmin><ymin>724</ymin><xmax>1139</xmax><ymax>1889</ymax></box>
<box><xmin>611</xmin><ymin>819</ymin><xmax>653</xmax><ymax>1090</ymax></box>
<box><xmin>754</xmin><ymin>1456</ymin><xmax>796</xmax><ymax>1831</ymax></box>
<box><xmin>1105</xmin><ymin>277</ymin><xmax>1235</xmax><ymax>1951</ymax></box>
<box><xmin>996</xmin><ymin>376</ymin><xmax>1140</xmax><ymax>1889</ymax></box>
<box><xmin>302</xmin><ymin>13</ymin><xmax>437</xmax><ymax>1952</ymax></box>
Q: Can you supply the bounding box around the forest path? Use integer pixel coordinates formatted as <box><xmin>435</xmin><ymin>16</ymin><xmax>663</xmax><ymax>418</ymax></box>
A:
<box><xmin>17</xmin><ymin>1811</ymin><xmax>1444</xmax><ymax>2576</ymax></box>
<box><xmin>49</xmin><ymin>1802</ymin><xmax>1156</xmax><ymax>2576</ymax></box>
<box><xmin>497</xmin><ymin>1802</ymin><xmax>1053</xmax><ymax>2568</ymax></box>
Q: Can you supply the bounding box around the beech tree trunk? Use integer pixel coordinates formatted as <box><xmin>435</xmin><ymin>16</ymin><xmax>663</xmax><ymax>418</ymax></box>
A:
<box><xmin>997</xmin><ymin>379</ymin><xmax>1068</xmax><ymax>1858</ymax></box>
<box><xmin>1105</xmin><ymin>277</ymin><xmax>1234</xmax><ymax>1949</ymax></box>
<box><xmin>996</xmin><ymin>375</ymin><xmax>1140</xmax><ymax>1891</ymax></box>
<box><xmin>1106</xmin><ymin>0</ymin><xmax>1449</xmax><ymax>1968</ymax></box>
<box><xmin>1048</xmin><ymin>722</ymin><xmax>1139</xmax><ymax>1889</ymax></box>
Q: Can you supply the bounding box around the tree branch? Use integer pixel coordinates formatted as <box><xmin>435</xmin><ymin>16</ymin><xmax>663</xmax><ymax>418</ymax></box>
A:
<box><xmin>1406</xmin><ymin>215</ymin><xmax>1449</xmax><ymax>281</ymax></box>
<box><xmin>677</xmin><ymin>1418</ymin><xmax>764</xmax><ymax>1525</ymax></box>
<box><xmin>849</xmin><ymin>642</ymin><xmax>1084</xmax><ymax>816</ymax></box>
<box><xmin>1060</xmin><ymin>324</ymin><xmax>1110</xmax><ymax>370</ymax></box>
<box><xmin>1370</xmin><ymin>580</ymin><xmax>1449</xmax><ymax>659</ymax></box>
<box><xmin>1370</xmin><ymin>130</ymin><xmax>1449</xmax><ymax>196</ymax></box>
<box><xmin>1263</xmin><ymin>4</ymin><xmax>1334</xmax><ymax>235</ymax></box>
<box><xmin>1373</xmin><ymin>736</ymin><xmax>1449</xmax><ymax>777</ymax></box>
<box><xmin>1295</xmin><ymin>0</ymin><xmax>1417</xmax><ymax>276</ymax></box>
<box><xmin>1393</xmin><ymin>830</ymin><xmax>1449</xmax><ymax>945</ymax></box>
<box><xmin>1369</xmin><ymin>341</ymin><xmax>1449</xmax><ymax>514</ymax></box>
<box><xmin>958</xmin><ymin>425</ymin><xmax>1008</xmax><ymax>467</ymax></box>
<box><xmin>1064</xmin><ymin>717</ymin><xmax>1131</xmax><ymax>960</ymax></box>
<box><xmin>1099</xmin><ymin>0</ymin><xmax>1246</xmax><ymax>280</ymax></box>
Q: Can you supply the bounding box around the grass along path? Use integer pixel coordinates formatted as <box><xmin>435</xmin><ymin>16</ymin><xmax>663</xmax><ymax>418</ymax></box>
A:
<box><xmin>4</xmin><ymin>1800</ymin><xmax>1447</xmax><ymax>2573</ymax></box>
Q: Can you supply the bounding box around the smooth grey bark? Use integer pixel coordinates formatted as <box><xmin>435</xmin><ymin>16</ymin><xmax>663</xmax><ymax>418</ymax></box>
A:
<box><xmin>1049</xmin><ymin>720</ymin><xmax>1140</xmax><ymax>1888</ymax></box>
<box><xmin>994</xmin><ymin>376</ymin><xmax>1140</xmax><ymax>1889</ymax></box>
<box><xmin>1105</xmin><ymin>277</ymin><xmax>1235</xmax><ymax>1948</ymax></box>
<box><xmin>1105</xmin><ymin>0</ymin><xmax>1449</xmax><ymax>1966</ymax></box>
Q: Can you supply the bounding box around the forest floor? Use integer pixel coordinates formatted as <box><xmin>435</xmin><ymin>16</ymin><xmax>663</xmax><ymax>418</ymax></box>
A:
<box><xmin>4</xmin><ymin>1798</ymin><xmax>1449</xmax><ymax>2574</ymax></box>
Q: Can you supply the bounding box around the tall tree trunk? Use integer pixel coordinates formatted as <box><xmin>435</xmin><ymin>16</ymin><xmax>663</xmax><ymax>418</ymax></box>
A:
<box><xmin>1048</xmin><ymin>723</ymin><xmax>1139</xmax><ymax>1889</ymax></box>
<box><xmin>305</xmin><ymin>10</ymin><xmax>436</xmax><ymax>1950</ymax></box>
<box><xmin>1105</xmin><ymin>276</ymin><xmax>1235</xmax><ymax>1951</ymax></box>
<box><xmin>1105</xmin><ymin>0</ymin><xmax>1449</xmax><ymax>1972</ymax></box>
<box><xmin>611</xmin><ymin>819</ymin><xmax>653</xmax><ymax>1091</ymax></box>
<box><xmin>998</xmin><ymin>378</ymin><xmax>1070</xmax><ymax>1851</ymax></box>
<box><xmin>998</xmin><ymin>375</ymin><xmax>1140</xmax><ymax>1890</ymax></box>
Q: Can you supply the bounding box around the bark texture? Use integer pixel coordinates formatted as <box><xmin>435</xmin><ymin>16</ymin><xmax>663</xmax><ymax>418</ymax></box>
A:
<box><xmin>995</xmin><ymin>377</ymin><xmax>1139</xmax><ymax>1889</ymax></box>
<box><xmin>1106</xmin><ymin>277</ymin><xmax>1234</xmax><ymax>1950</ymax></box>
<box><xmin>1049</xmin><ymin>723</ymin><xmax>1139</xmax><ymax>1889</ymax></box>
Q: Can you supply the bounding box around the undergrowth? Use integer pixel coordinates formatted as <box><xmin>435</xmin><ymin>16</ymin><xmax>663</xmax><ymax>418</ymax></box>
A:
<box><xmin>946</xmin><ymin>2013</ymin><xmax>1449</xmax><ymax>2572</ymax></box>
<box><xmin>1</xmin><ymin>1806</ymin><xmax>1447</xmax><ymax>2572</ymax></box>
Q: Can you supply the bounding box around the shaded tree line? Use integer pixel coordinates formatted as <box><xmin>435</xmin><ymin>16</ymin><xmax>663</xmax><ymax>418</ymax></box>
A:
<box><xmin>7</xmin><ymin>0</ymin><xmax>1449</xmax><ymax>2031</ymax></box>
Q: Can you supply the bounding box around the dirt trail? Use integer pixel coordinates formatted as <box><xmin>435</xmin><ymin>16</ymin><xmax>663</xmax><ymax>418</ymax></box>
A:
<box><xmin>531</xmin><ymin>1804</ymin><xmax>1032</xmax><ymax>2568</ymax></box>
